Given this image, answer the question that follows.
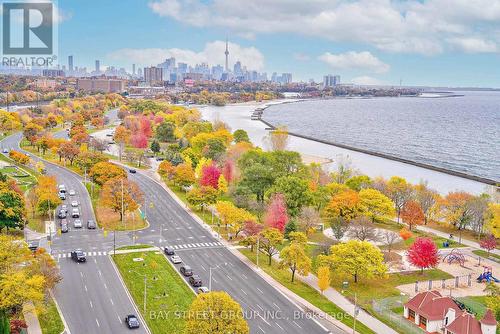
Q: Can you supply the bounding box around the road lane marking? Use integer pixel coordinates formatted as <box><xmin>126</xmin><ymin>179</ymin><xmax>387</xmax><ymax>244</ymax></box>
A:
<box><xmin>256</xmin><ymin>304</ymin><xmax>264</xmax><ymax>311</ymax></box>
<box><xmin>242</xmin><ymin>274</ymin><xmax>248</xmax><ymax>279</ymax></box>
<box><xmin>293</xmin><ymin>321</ymin><xmax>302</xmax><ymax>328</ymax></box>
<box><xmin>98</xmin><ymin>270</ymin><xmax>102</xmax><ymax>276</ymax></box>
<box><xmin>95</xmin><ymin>319</ymin><xmax>100</xmax><ymax>327</ymax></box>
<box><xmin>80</xmin><ymin>272</ymin><xmax>83</xmax><ymax>278</ymax></box>
<box><xmin>104</xmin><ymin>283</ymin><xmax>108</xmax><ymax>289</ymax></box>
<box><xmin>257</xmin><ymin>287</ymin><xmax>263</xmax><ymax>294</ymax></box>
<box><xmin>258</xmin><ymin>326</ymin><xmax>265</xmax><ymax>333</ymax></box>
<box><xmin>273</xmin><ymin>303</ymin><xmax>280</xmax><ymax>310</ymax></box>
<box><xmin>110</xmin><ymin>298</ymin><xmax>114</xmax><ymax>305</ymax></box>
<box><xmin>89</xmin><ymin>300</ymin><xmax>93</xmax><ymax>308</ymax></box>
<box><xmin>275</xmin><ymin>322</ymin><xmax>283</xmax><ymax>330</ymax></box>
<box><xmin>240</xmin><ymin>288</ymin><xmax>247</xmax><ymax>295</ymax></box>
<box><xmin>84</xmin><ymin>285</ymin><xmax>87</xmax><ymax>292</ymax></box>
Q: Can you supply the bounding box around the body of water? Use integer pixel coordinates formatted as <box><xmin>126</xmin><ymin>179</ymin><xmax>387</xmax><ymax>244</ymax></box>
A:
<box><xmin>263</xmin><ymin>92</ymin><xmax>500</xmax><ymax>183</ymax></box>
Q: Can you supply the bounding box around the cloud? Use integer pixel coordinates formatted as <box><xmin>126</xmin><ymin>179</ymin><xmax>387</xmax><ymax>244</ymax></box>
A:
<box><xmin>351</xmin><ymin>76</ymin><xmax>385</xmax><ymax>86</ymax></box>
<box><xmin>148</xmin><ymin>0</ymin><xmax>500</xmax><ymax>55</ymax></box>
<box><xmin>319</xmin><ymin>51</ymin><xmax>390</xmax><ymax>73</ymax></box>
<box><xmin>107</xmin><ymin>40</ymin><xmax>265</xmax><ymax>70</ymax></box>
<box><xmin>447</xmin><ymin>37</ymin><xmax>498</xmax><ymax>53</ymax></box>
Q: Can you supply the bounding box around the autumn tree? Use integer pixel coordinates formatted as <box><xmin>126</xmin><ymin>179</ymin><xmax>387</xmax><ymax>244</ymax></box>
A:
<box><xmin>415</xmin><ymin>182</ymin><xmax>439</xmax><ymax>225</ymax></box>
<box><xmin>157</xmin><ymin>160</ymin><xmax>175</xmax><ymax>180</ymax></box>
<box><xmin>407</xmin><ymin>238</ymin><xmax>439</xmax><ymax>273</ymax></box>
<box><xmin>0</xmin><ymin>177</ymin><xmax>26</xmax><ymax>231</ymax></box>
<box><xmin>324</xmin><ymin>189</ymin><xmax>362</xmax><ymax>232</ymax></box>
<box><xmin>200</xmin><ymin>164</ymin><xmax>221</xmax><ymax>189</ymax></box>
<box><xmin>101</xmin><ymin>177</ymin><xmax>144</xmax><ymax>221</ymax></box>
<box><xmin>401</xmin><ymin>200</ymin><xmax>425</xmax><ymax>231</ymax></box>
<box><xmin>267</xmin><ymin>176</ymin><xmax>312</xmax><ymax>217</ymax></box>
<box><xmin>259</xmin><ymin>228</ymin><xmax>284</xmax><ymax>266</ymax></box>
<box><xmin>173</xmin><ymin>162</ymin><xmax>196</xmax><ymax>188</ymax></box>
<box><xmin>297</xmin><ymin>206</ymin><xmax>322</xmax><ymax>236</ymax></box>
<box><xmin>215</xmin><ymin>201</ymin><xmax>256</xmax><ymax>237</ymax></box>
<box><xmin>443</xmin><ymin>192</ymin><xmax>475</xmax><ymax>238</ymax></box>
<box><xmin>264</xmin><ymin>193</ymin><xmax>289</xmax><ymax>232</ymax></box>
<box><xmin>113</xmin><ymin>125</ymin><xmax>131</xmax><ymax>160</ymax></box>
<box><xmin>185</xmin><ymin>291</ymin><xmax>249</xmax><ymax>334</ymax></box>
<box><xmin>345</xmin><ymin>175</ymin><xmax>372</xmax><ymax>191</ymax></box>
<box><xmin>399</xmin><ymin>228</ymin><xmax>413</xmax><ymax>241</ymax></box>
<box><xmin>359</xmin><ymin>188</ymin><xmax>395</xmax><ymax>223</ymax></box>
<box><xmin>57</xmin><ymin>141</ymin><xmax>79</xmax><ymax>165</ymax></box>
<box><xmin>89</xmin><ymin>161</ymin><xmax>126</xmax><ymax>186</ymax></box>
<box><xmin>387</xmin><ymin>176</ymin><xmax>414</xmax><ymax>223</ymax></box>
<box><xmin>479</xmin><ymin>235</ymin><xmax>497</xmax><ymax>256</ymax></box>
<box><xmin>266</xmin><ymin>126</ymin><xmax>289</xmax><ymax>151</ymax></box>
<box><xmin>317</xmin><ymin>266</ymin><xmax>331</xmax><ymax>294</ymax></box>
<box><xmin>280</xmin><ymin>242</ymin><xmax>312</xmax><ymax>282</ymax></box>
<box><xmin>186</xmin><ymin>186</ymin><xmax>218</xmax><ymax>210</ymax></box>
<box><xmin>485</xmin><ymin>203</ymin><xmax>499</xmax><ymax>238</ymax></box>
<box><xmin>217</xmin><ymin>175</ymin><xmax>228</xmax><ymax>194</ymax></box>
<box><xmin>9</xmin><ymin>150</ymin><xmax>30</xmax><ymax>165</ymax></box>
<box><xmin>23</xmin><ymin>122</ymin><xmax>43</xmax><ymax>146</ymax></box>
<box><xmin>327</xmin><ymin>240</ymin><xmax>386</xmax><ymax>283</ymax></box>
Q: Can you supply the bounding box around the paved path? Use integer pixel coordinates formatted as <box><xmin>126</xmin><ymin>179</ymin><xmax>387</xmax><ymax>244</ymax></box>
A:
<box><xmin>23</xmin><ymin>302</ymin><xmax>42</xmax><ymax>334</ymax></box>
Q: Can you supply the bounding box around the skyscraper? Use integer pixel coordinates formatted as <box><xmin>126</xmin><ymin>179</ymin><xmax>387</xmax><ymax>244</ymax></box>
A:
<box><xmin>224</xmin><ymin>37</ymin><xmax>229</xmax><ymax>72</ymax></box>
<box><xmin>95</xmin><ymin>60</ymin><xmax>100</xmax><ymax>73</ymax></box>
<box><xmin>68</xmin><ymin>55</ymin><xmax>73</xmax><ymax>72</ymax></box>
<box><xmin>132</xmin><ymin>64</ymin><xmax>136</xmax><ymax>76</ymax></box>
<box><xmin>144</xmin><ymin>66</ymin><xmax>163</xmax><ymax>85</ymax></box>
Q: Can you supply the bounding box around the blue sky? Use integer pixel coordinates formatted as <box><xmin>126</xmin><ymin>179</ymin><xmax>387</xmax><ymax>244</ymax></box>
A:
<box><xmin>57</xmin><ymin>0</ymin><xmax>500</xmax><ymax>87</ymax></box>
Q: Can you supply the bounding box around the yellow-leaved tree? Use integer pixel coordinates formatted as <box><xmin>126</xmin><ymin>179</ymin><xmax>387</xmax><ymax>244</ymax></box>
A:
<box><xmin>317</xmin><ymin>266</ymin><xmax>331</xmax><ymax>294</ymax></box>
<box><xmin>215</xmin><ymin>201</ymin><xmax>256</xmax><ymax>237</ymax></box>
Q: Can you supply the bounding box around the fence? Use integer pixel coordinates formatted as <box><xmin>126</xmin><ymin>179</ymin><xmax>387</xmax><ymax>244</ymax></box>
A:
<box><xmin>372</xmin><ymin>297</ymin><xmax>425</xmax><ymax>334</ymax></box>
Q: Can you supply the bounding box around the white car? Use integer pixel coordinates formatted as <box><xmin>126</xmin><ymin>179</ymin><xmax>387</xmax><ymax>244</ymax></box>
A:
<box><xmin>71</xmin><ymin>200</ymin><xmax>78</xmax><ymax>207</ymax></box>
<box><xmin>197</xmin><ymin>287</ymin><xmax>209</xmax><ymax>294</ymax></box>
<box><xmin>73</xmin><ymin>219</ymin><xmax>82</xmax><ymax>228</ymax></box>
<box><xmin>2</xmin><ymin>148</ymin><xmax>8</xmax><ymax>153</ymax></box>
<box><xmin>170</xmin><ymin>256</ymin><xmax>182</xmax><ymax>264</ymax></box>
<box><xmin>69</xmin><ymin>189</ymin><xmax>76</xmax><ymax>196</ymax></box>
<box><xmin>71</xmin><ymin>208</ymin><xmax>80</xmax><ymax>218</ymax></box>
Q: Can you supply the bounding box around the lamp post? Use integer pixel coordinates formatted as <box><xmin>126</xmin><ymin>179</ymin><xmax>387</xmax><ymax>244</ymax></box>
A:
<box><xmin>209</xmin><ymin>263</ymin><xmax>227</xmax><ymax>291</ymax></box>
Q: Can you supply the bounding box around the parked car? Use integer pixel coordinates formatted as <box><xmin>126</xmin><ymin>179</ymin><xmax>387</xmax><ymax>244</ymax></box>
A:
<box><xmin>2</xmin><ymin>148</ymin><xmax>8</xmax><ymax>153</ymax></box>
<box><xmin>69</xmin><ymin>189</ymin><xmax>76</xmax><ymax>196</ymax></box>
<box><xmin>197</xmin><ymin>286</ymin><xmax>209</xmax><ymax>294</ymax></box>
<box><xmin>61</xmin><ymin>205</ymin><xmax>68</xmax><ymax>213</ymax></box>
<box><xmin>180</xmin><ymin>266</ymin><xmax>193</xmax><ymax>277</ymax></box>
<box><xmin>60</xmin><ymin>218</ymin><xmax>68</xmax><ymax>226</ymax></box>
<box><xmin>170</xmin><ymin>255</ymin><xmax>182</xmax><ymax>264</ymax></box>
<box><xmin>124</xmin><ymin>315</ymin><xmax>140</xmax><ymax>329</ymax></box>
<box><xmin>155</xmin><ymin>157</ymin><xmax>165</xmax><ymax>161</ymax></box>
<box><xmin>57</xmin><ymin>210</ymin><xmax>67</xmax><ymax>219</ymax></box>
<box><xmin>61</xmin><ymin>222</ymin><xmax>69</xmax><ymax>233</ymax></box>
<box><xmin>71</xmin><ymin>208</ymin><xmax>80</xmax><ymax>218</ymax></box>
<box><xmin>71</xmin><ymin>200</ymin><xmax>78</xmax><ymax>207</ymax></box>
<box><xmin>58</xmin><ymin>192</ymin><xmax>66</xmax><ymax>200</ymax></box>
<box><xmin>189</xmin><ymin>275</ymin><xmax>203</xmax><ymax>287</ymax></box>
<box><xmin>73</xmin><ymin>219</ymin><xmax>82</xmax><ymax>228</ymax></box>
<box><xmin>87</xmin><ymin>220</ymin><xmax>96</xmax><ymax>229</ymax></box>
<box><xmin>70</xmin><ymin>249</ymin><xmax>86</xmax><ymax>262</ymax></box>
<box><xmin>164</xmin><ymin>247</ymin><xmax>175</xmax><ymax>256</ymax></box>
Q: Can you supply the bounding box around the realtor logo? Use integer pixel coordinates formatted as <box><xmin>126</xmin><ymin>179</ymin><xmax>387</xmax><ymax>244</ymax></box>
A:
<box><xmin>2</xmin><ymin>1</ymin><xmax>53</xmax><ymax>55</ymax></box>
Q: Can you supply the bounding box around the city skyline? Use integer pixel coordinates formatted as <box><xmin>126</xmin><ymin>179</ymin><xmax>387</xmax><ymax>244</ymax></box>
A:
<box><xmin>53</xmin><ymin>0</ymin><xmax>500</xmax><ymax>88</ymax></box>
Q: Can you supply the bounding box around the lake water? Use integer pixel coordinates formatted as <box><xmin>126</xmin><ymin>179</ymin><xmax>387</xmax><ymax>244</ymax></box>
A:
<box><xmin>263</xmin><ymin>92</ymin><xmax>500</xmax><ymax>183</ymax></box>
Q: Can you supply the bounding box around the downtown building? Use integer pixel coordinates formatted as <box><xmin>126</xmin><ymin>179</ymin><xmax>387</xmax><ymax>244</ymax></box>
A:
<box><xmin>76</xmin><ymin>78</ymin><xmax>126</xmax><ymax>93</ymax></box>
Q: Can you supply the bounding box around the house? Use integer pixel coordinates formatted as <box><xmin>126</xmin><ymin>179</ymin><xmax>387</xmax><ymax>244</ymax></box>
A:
<box><xmin>403</xmin><ymin>290</ymin><xmax>497</xmax><ymax>334</ymax></box>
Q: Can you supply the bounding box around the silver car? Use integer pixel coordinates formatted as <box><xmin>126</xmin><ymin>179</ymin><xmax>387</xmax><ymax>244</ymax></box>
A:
<box><xmin>73</xmin><ymin>219</ymin><xmax>82</xmax><ymax>228</ymax></box>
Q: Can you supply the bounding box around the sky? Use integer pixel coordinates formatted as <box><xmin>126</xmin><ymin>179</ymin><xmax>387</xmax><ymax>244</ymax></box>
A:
<box><xmin>55</xmin><ymin>0</ymin><xmax>500</xmax><ymax>87</ymax></box>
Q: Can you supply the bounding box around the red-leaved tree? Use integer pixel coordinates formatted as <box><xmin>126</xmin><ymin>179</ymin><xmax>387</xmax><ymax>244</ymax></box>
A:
<box><xmin>401</xmin><ymin>200</ymin><xmax>425</xmax><ymax>231</ymax></box>
<box><xmin>131</xmin><ymin>133</ymin><xmax>148</xmax><ymax>149</ymax></box>
<box><xmin>265</xmin><ymin>193</ymin><xmax>289</xmax><ymax>232</ymax></box>
<box><xmin>222</xmin><ymin>160</ymin><xmax>235</xmax><ymax>183</ymax></box>
<box><xmin>407</xmin><ymin>237</ymin><xmax>439</xmax><ymax>273</ymax></box>
<box><xmin>200</xmin><ymin>164</ymin><xmax>221</xmax><ymax>189</ymax></box>
<box><xmin>244</xmin><ymin>219</ymin><xmax>263</xmax><ymax>237</ymax></box>
<box><xmin>139</xmin><ymin>116</ymin><xmax>152</xmax><ymax>138</ymax></box>
<box><xmin>479</xmin><ymin>235</ymin><xmax>497</xmax><ymax>256</ymax></box>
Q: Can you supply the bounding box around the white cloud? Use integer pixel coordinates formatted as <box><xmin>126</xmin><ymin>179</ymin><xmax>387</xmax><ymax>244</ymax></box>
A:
<box><xmin>148</xmin><ymin>0</ymin><xmax>500</xmax><ymax>55</ymax></box>
<box><xmin>319</xmin><ymin>51</ymin><xmax>390</xmax><ymax>73</ymax></box>
<box><xmin>351</xmin><ymin>76</ymin><xmax>385</xmax><ymax>86</ymax></box>
<box><xmin>107</xmin><ymin>40</ymin><xmax>265</xmax><ymax>70</ymax></box>
<box><xmin>447</xmin><ymin>37</ymin><xmax>498</xmax><ymax>53</ymax></box>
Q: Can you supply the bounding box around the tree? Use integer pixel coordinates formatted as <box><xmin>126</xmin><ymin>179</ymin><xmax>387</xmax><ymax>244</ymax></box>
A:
<box><xmin>279</xmin><ymin>242</ymin><xmax>312</xmax><ymax>282</ymax></box>
<box><xmin>57</xmin><ymin>141</ymin><xmax>79</xmax><ymax>165</ymax></box>
<box><xmin>8</xmin><ymin>150</ymin><xmax>30</xmax><ymax>165</ymax></box>
<box><xmin>267</xmin><ymin>176</ymin><xmax>312</xmax><ymax>217</ymax></box>
<box><xmin>89</xmin><ymin>161</ymin><xmax>126</xmax><ymax>186</ymax></box>
<box><xmin>288</xmin><ymin>231</ymin><xmax>308</xmax><ymax>246</ymax></box>
<box><xmin>346</xmin><ymin>175</ymin><xmax>372</xmax><ymax>191</ymax></box>
<box><xmin>297</xmin><ymin>206</ymin><xmax>322</xmax><ymax>236</ymax></box>
<box><xmin>387</xmin><ymin>176</ymin><xmax>414</xmax><ymax>223</ymax></box>
<box><xmin>327</xmin><ymin>240</ymin><xmax>386</xmax><ymax>283</ymax></box>
<box><xmin>101</xmin><ymin>177</ymin><xmax>144</xmax><ymax>221</ymax></box>
<box><xmin>200</xmin><ymin>164</ymin><xmax>221</xmax><ymax>189</ymax></box>
<box><xmin>157</xmin><ymin>160</ymin><xmax>175</xmax><ymax>180</ymax></box>
<box><xmin>114</xmin><ymin>125</ymin><xmax>131</xmax><ymax>160</ymax></box>
<box><xmin>23</xmin><ymin>122</ymin><xmax>43</xmax><ymax>145</ymax></box>
<box><xmin>217</xmin><ymin>175</ymin><xmax>228</xmax><ymax>194</ymax></box>
<box><xmin>415</xmin><ymin>182</ymin><xmax>438</xmax><ymax>225</ymax></box>
<box><xmin>264</xmin><ymin>193</ymin><xmax>289</xmax><ymax>232</ymax></box>
<box><xmin>347</xmin><ymin>216</ymin><xmax>378</xmax><ymax>242</ymax></box>
<box><xmin>155</xmin><ymin>121</ymin><xmax>176</xmax><ymax>142</ymax></box>
<box><xmin>173</xmin><ymin>163</ymin><xmax>196</xmax><ymax>188</ymax></box>
<box><xmin>317</xmin><ymin>266</ymin><xmax>331</xmax><ymax>294</ymax></box>
<box><xmin>239</xmin><ymin>163</ymin><xmax>275</xmax><ymax>202</ymax></box>
<box><xmin>323</xmin><ymin>189</ymin><xmax>362</xmax><ymax>226</ymax></box>
<box><xmin>284</xmin><ymin>220</ymin><xmax>297</xmax><ymax>239</ymax></box>
<box><xmin>407</xmin><ymin>238</ymin><xmax>439</xmax><ymax>273</ymax></box>
<box><xmin>259</xmin><ymin>228</ymin><xmax>284</xmax><ymax>266</ymax></box>
<box><xmin>479</xmin><ymin>235</ymin><xmax>497</xmax><ymax>256</ymax></box>
<box><xmin>0</xmin><ymin>179</ymin><xmax>26</xmax><ymax>231</ymax></box>
<box><xmin>485</xmin><ymin>203</ymin><xmax>500</xmax><ymax>238</ymax></box>
<box><xmin>215</xmin><ymin>201</ymin><xmax>256</xmax><ymax>237</ymax></box>
<box><xmin>401</xmin><ymin>200</ymin><xmax>425</xmax><ymax>231</ymax></box>
<box><xmin>130</xmin><ymin>133</ymin><xmax>148</xmax><ymax>149</ymax></box>
<box><xmin>483</xmin><ymin>283</ymin><xmax>500</xmax><ymax>321</ymax></box>
<box><xmin>266</xmin><ymin>126</ymin><xmax>289</xmax><ymax>151</ymax></box>
<box><xmin>185</xmin><ymin>291</ymin><xmax>249</xmax><ymax>334</ymax></box>
<box><xmin>382</xmin><ymin>230</ymin><xmax>400</xmax><ymax>254</ymax></box>
<box><xmin>150</xmin><ymin>140</ymin><xmax>161</xmax><ymax>155</ymax></box>
<box><xmin>359</xmin><ymin>188</ymin><xmax>395</xmax><ymax>223</ymax></box>
<box><xmin>186</xmin><ymin>186</ymin><xmax>218</xmax><ymax>210</ymax></box>
<box><xmin>233</xmin><ymin>129</ymin><xmax>250</xmax><ymax>143</ymax></box>
<box><xmin>443</xmin><ymin>192</ymin><xmax>475</xmax><ymax>237</ymax></box>
<box><xmin>399</xmin><ymin>228</ymin><xmax>413</xmax><ymax>241</ymax></box>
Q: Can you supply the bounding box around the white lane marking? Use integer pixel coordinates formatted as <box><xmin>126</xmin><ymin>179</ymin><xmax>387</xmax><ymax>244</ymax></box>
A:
<box><xmin>117</xmin><ymin>315</ymin><xmax>121</xmax><ymax>323</ymax></box>
<box><xmin>110</xmin><ymin>299</ymin><xmax>114</xmax><ymax>305</ymax></box>
<box><xmin>258</xmin><ymin>326</ymin><xmax>265</xmax><ymax>333</ymax></box>
<box><xmin>242</xmin><ymin>274</ymin><xmax>248</xmax><ymax>279</ymax></box>
<box><xmin>95</xmin><ymin>319</ymin><xmax>100</xmax><ymax>327</ymax></box>
<box><xmin>240</xmin><ymin>289</ymin><xmax>247</xmax><ymax>295</ymax></box>
<box><xmin>256</xmin><ymin>287</ymin><xmax>263</xmax><ymax>294</ymax></box>
<box><xmin>84</xmin><ymin>285</ymin><xmax>88</xmax><ymax>292</ymax></box>
<box><xmin>200</xmin><ymin>265</ymin><xmax>206</xmax><ymax>271</ymax></box>
<box><xmin>273</xmin><ymin>302</ymin><xmax>280</xmax><ymax>310</ymax></box>
<box><xmin>256</xmin><ymin>304</ymin><xmax>264</xmax><ymax>311</ymax></box>
<box><xmin>257</xmin><ymin>312</ymin><xmax>270</xmax><ymax>326</ymax></box>
<box><xmin>226</xmin><ymin>275</ymin><xmax>233</xmax><ymax>281</ymax></box>
<box><xmin>98</xmin><ymin>270</ymin><xmax>102</xmax><ymax>276</ymax></box>
<box><xmin>104</xmin><ymin>283</ymin><xmax>108</xmax><ymax>290</ymax></box>
<box><xmin>89</xmin><ymin>300</ymin><xmax>93</xmax><ymax>308</ymax></box>
<box><xmin>292</xmin><ymin>321</ymin><xmax>302</xmax><ymax>329</ymax></box>
<box><xmin>80</xmin><ymin>272</ymin><xmax>83</xmax><ymax>278</ymax></box>
<box><xmin>275</xmin><ymin>322</ymin><xmax>283</xmax><ymax>330</ymax></box>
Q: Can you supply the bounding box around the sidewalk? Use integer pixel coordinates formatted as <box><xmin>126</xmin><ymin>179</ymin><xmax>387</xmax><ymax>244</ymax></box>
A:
<box><xmin>23</xmin><ymin>302</ymin><xmax>42</xmax><ymax>334</ymax></box>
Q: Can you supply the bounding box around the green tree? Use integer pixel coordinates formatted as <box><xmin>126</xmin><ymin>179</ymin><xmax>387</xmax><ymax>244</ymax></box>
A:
<box><xmin>267</xmin><ymin>176</ymin><xmax>312</xmax><ymax>216</ymax></box>
<box><xmin>233</xmin><ymin>129</ymin><xmax>250</xmax><ymax>143</ymax></box>
<box><xmin>279</xmin><ymin>242</ymin><xmax>312</xmax><ymax>282</ymax></box>
<box><xmin>327</xmin><ymin>240</ymin><xmax>386</xmax><ymax>283</ymax></box>
<box><xmin>345</xmin><ymin>175</ymin><xmax>372</xmax><ymax>191</ymax></box>
<box><xmin>259</xmin><ymin>228</ymin><xmax>284</xmax><ymax>266</ymax></box>
<box><xmin>155</xmin><ymin>121</ymin><xmax>176</xmax><ymax>142</ymax></box>
<box><xmin>239</xmin><ymin>163</ymin><xmax>275</xmax><ymax>202</ymax></box>
<box><xmin>284</xmin><ymin>220</ymin><xmax>297</xmax><ymax>239</ymax></box>
<box><xmin>150</xmin><ymin>140</ymin><xmax>161</xmax><ymax>155</ymax></box>
<box><xmin>0</xmin><ymin>181</ymin><xmax>26</xmax><ymax>231</ymax></box>
<box><xmin>186</xmin><ymin>291</ymin><xmax>249</xmax><ymax>334</ymax></box>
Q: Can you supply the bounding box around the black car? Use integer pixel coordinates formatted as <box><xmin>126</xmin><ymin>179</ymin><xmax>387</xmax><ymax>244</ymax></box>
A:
<box><xmin>70</xmin><ymin>250</ymin><xmax>86</xmax><ymax>262</ymax></box>
<box><xmin>27</xmin><ymin>240</ymin><xmax>39</xmax><ymax>252</ymax></box>
<box><xmin>180</xmin><ymin>266</ymin><xmax>193</xmax><ymax>277</ymax></box>
<box><xmin>87</xmin><ymin>220</ymin><xmax>96</xmax><ymax>229</ymax></box>
<box><xmin>129</xmin><ymin>169</ymin><xmax>137</xmax><ymax>173</ymax></box>
<box><xmin>125</xmin><ymin>314</ymin><xmax>140</xmax><ymax>329</ymax></box>
<box><xmin>61</xmin><ymin>222</ymin><xmax>69</xmax><ymax>233</ymax></box>
<box><xmin>189</xmin><ymin>275</ymin><xmax>202</xmax><ymax>287</ymax></box>
<box><xmin>164</xmin><ymin>247</ymin><xmax>175</xmax><ymax>256</ymax></box>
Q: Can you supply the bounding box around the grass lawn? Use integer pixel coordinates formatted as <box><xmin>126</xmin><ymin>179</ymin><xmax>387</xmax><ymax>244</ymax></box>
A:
<box><xmin>239</xmin><ymin>248</ymin><xmax>375</xmax><ymax>334</ymax></box>
<box><xmin>117</xmin><ymin>244</ymin><xmax>154</xmax><ymax>250</ymax></box>
<box><xmin>0</xmin><ymin>153</ymin><xmax>38</xmax><ymax>192</ymax></box>
<box><xmin>38</xmin><ymin>296</ymin><xmax>64</xmax><ymax>334</ymax></box>
<box><xmin>472</xmin><ymin>250</ymin><xmax>500</xmax><ymax>261</ymax></box>
<box><xmin>112</xmin><ymin>251</ymin><xmax>195</xmax><ymax>334</ymax></box>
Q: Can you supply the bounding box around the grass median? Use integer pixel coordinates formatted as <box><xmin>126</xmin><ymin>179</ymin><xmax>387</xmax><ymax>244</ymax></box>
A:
<box><xmin>112</xmin><ymin>251</ymin><xmax>195</xmax><ymax>334</ymax></box>
<box><xmin>38</xmin><ymin>296</ymin><xmax>64</xmax><ymax>334</ymax></box>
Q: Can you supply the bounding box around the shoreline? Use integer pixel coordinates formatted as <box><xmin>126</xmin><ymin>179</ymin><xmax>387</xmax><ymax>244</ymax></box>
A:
<box><xmin>200</xmin><ymin>99</ymin><xmax>494</xmax><ymax>194</ymax></box>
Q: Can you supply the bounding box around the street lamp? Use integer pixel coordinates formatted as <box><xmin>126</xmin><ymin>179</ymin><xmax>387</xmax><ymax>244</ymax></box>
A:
<box><xmin>209</xmin><ymin>263</ymin><xmax>228</xmax><ymax>291</ymax></box>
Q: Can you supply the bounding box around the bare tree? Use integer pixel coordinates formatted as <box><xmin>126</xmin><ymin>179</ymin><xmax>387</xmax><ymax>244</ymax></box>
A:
<box><xmin>330</xmin><ymin>220</ymin><xmax>349</xmax><ymax>241</ymax></box>
<box><xmin>265</xmin><ymin>126</ymin><xmax>289</xmax><ymax>151</ymax></box>
<box><xmin>331</xmin><ymin>155</ymin><xmax>354</xmax><ymax>184</ymax></box>
<box><xmin>298</xmin><ymin>206</ymin><xmax>322</xmax><ymax>236</ymax></box>
<box><xmin>382</xmin><ymin>230</ymin><xmax>400</xmax><ymax>254</ymax></box>
<box><xmin>89</xmin><ymin>137</ymin><xmax>108</xmax><ymax>153</ymax></box>
<box><xmin>415</xmin><ymin>181</ymin><xmax>438</xmax><ymax>225</ymax></box>
<box><xmin>347</xmin><ymin>216</ymin><xmax>379</xmax><ymax>242</ymax></box>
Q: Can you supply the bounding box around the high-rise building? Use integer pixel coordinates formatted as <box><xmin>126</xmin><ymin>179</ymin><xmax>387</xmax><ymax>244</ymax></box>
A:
<box><xmin>95</xmin><ymin>60</ymin><xmax>100</xmax><ymax>73</ymax></box>
<box><xmin>144</xmin><ymin>66</ymin><xmax>163</xmax><ymax>85</ymax></box>
<box><xmin>281</xmin><ymin>73</ymin><xmax>292</xmax><ymax>84</ymax></box>
<box><xmin>138</xmin><ymin>68</ymin><xmax>143</xmax><ymax>78</ymax></box>
<box><xmin>323</xmin><ymin>74</ymin><xmax>341</xmax><ymax>88</ymax></box>
<box><xmin>224</xmin><ymin>37</ymin><xmax>229</xmax><ymax>72</ymax></box>
<box><xmin>177</xmin><ymin>63</ymin><xmax>188</xmax><ymax>74</ymax></box>
<box><xmin>77</xmin><ymin>78</ymin><xmax>126</xmax><ymax>93</ymax></box>
<box><xmin>68</xmin><ymin>55</ymin><xmax>73</xmax><ymax>72</ymax></box>
<box><xmin>132</xmin><ymin>64</ymin><xmax>136</xmax><ymax>76</ymax></box>
<box><xmin>233</xmin><ymin>61</ymin><xmax>242</xmax><ymax>76</ymax></box>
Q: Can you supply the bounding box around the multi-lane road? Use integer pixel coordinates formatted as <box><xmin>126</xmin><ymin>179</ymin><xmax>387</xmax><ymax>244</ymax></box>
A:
<box><xmin>0</xmin><ymin>106</ymin><xmax>346</xmax><ymax>333</ymax></box>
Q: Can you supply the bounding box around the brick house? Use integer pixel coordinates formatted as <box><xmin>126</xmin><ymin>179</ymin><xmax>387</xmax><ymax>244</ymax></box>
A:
<box><xmin>403</xmin><ymin>291</ymin><xmax>497</xmax><ymax>334</ymax></box>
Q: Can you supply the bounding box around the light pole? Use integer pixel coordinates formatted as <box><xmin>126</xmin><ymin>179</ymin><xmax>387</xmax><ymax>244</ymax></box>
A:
<box><xmin>209</xmin><ymin>263</ymin><xmax>227</xmax><ymax>291</ymax></box>
<box><xmin>256</xmin><ymin>236</ymin><xmax>260</xmax><ymax>268</ymax></box>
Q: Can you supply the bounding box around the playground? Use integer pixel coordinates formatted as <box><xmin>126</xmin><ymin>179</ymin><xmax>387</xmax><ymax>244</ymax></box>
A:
<box><xmin>396</xmin><ymin>247</ymin><xmax>500</xmax><ymax>297</ymax></box>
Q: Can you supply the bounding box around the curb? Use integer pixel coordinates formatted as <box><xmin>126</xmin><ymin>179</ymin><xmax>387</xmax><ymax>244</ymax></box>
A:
<box><xmin>49</xmin><ymin>290</ymin><xmax>72</xmax><ymax>334</ymax></box>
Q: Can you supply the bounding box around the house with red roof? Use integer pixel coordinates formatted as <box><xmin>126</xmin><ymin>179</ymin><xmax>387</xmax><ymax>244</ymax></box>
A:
<box><xmin>403</xmin><ymin>290</ymin><xmax>497</xmax><ymax>334</ymax></box>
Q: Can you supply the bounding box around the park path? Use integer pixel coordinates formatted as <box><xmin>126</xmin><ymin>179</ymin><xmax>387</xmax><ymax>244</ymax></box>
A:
<box><xmin>23</xmin><ymin>302</ymin><xmax>42</xmax><ymax>334</ymax></box>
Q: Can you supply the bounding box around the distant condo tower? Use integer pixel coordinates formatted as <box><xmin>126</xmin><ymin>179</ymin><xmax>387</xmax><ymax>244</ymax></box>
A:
<box><xmin>224</xmin><ymin>37</ymin><xmax>229</xmax><ymax>72</ymax></box>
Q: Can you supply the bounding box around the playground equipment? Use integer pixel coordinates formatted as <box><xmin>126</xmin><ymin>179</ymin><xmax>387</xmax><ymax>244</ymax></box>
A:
<box><xmin>443</xmin><ymin>249</ymin><xmax>466</xmax><ymax>267</ymax></box>
<box><xmin>477</xmin><ymin>267</ymin><xmax>500</xmax><ymax>283</ymax></box>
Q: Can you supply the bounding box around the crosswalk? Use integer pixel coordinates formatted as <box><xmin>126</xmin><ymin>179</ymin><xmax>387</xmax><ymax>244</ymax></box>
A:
<box><xmin>163</xmin><ymin>241</ymin><xmax>223</xmax><ymax>250</ymax></box>
<box><xmin>55</xmin><ymin>251</ymin><xmax>108</xmax><ymax>259</ymax></box>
